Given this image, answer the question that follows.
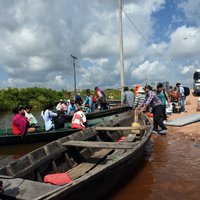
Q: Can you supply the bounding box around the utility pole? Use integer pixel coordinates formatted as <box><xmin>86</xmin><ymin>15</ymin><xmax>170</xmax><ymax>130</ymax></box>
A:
<box><xmin>171</xmin><ymin>56</ymin><xmax>174</xmax><ymax>87</ymax></box>
<box><xmin>119</xmin><ymin>0</ymin><xmax>125</xmax><ymax>105</ymax></box>
<box><xmin>71</xmin><ymin>55</ymin><xmax>77</xmax><ymax>96</ymax></box>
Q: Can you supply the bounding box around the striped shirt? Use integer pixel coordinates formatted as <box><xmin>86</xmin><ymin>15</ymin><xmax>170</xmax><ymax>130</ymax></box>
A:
<box><xmin>143</xmin><ymin>91</ymin><xmax>162</xmax><ymax>108</ymax></box>
<box><xmin>132</xmin><ymin>93</ymin><xmax>146</xmax><ymax>109</ymax></box>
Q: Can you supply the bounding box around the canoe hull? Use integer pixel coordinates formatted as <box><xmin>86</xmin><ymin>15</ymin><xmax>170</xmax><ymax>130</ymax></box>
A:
<box><xmin>0</xmin><ymin>112</ymin><xmax>152</xmax><ymax>200</ymax></box>
<box><xmin>0</xmin><ymin>128</ymin><xmax>77</xmax><ymax>145</ymax></box>
<box><xmin>51</xmin><ymin>135</ymin><xmax>150</xmax><ymax>200</ymax></box>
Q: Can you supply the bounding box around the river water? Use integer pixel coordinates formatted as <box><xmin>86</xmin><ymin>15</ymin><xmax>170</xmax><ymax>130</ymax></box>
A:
<box><xmin>110</xmin><ymin>127</ymin><xmax>200</xmax><ymax>200</ymax></box>
<box><xmin>1</xmin><ymin>113</ymin><xmax>200</xmax><ymax>199</ymax></box>
<box><xmin>0</xmin><ymin>111</ymin><xmax>46</xmax><ymax>166</ymax></box>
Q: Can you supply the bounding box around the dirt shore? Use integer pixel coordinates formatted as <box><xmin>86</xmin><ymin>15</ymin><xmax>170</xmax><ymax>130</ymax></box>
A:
<box><xmin>167</xmin><ymin>91</ymin><xmax>200</xmax><ymax>143</ymax></box>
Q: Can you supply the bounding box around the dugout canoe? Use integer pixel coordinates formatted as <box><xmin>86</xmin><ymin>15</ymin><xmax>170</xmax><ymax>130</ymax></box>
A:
<box><xmin>0</xmin><ymin>115</ymin><xmax>118</xmax><ymax>145</ymax></box>
<box><xmin>0</xmin><ymin>111</ymin><xmax>152</xmax><ymax>200</ymax></box>
<box><xmin>63</xmin><ymin>106</ymin><xmax>129</xmax><ymax>121</ymax></box>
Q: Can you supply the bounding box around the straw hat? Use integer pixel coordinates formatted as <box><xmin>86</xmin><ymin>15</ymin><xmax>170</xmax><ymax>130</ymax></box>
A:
<box><xmin>137</xmin><ymin>87</ymin><xmax>145</xmax><ymax>93</ymax></box>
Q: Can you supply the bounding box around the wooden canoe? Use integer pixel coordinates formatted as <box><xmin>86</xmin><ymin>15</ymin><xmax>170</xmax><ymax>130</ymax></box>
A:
<box><xmin>0</xmin><ymin>115</ymin><xmax>118</xmax><ymax>145</ymax></box>
<box><xmin>0</xmin><ymin>111</ymin><xmax>152</xmax><ymax>200</ymax></box>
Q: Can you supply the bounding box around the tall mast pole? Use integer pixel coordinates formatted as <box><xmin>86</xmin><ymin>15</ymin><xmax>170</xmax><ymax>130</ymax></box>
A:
<box><xmin>119</xmin><ymin>0</ymin><xmax>125</xmax><ymax>105</ymax></box>
<box><xmin>71</xmin><ymin>55</ymin><xmax>77</xmax><ymax>96</ymax></box>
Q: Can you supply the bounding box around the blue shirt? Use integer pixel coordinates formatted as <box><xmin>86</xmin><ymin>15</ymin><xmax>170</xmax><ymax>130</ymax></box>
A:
<box><xmin>67</xmin><ymin>104</ymin><xmax>77</xmax><ymax>114</ymax></box>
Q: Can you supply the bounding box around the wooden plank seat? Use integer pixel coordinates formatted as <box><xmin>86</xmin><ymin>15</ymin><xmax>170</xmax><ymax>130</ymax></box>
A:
<box><xmin>67</xmin><ymin>134</ymin><xmax>139</xmax><ymax>180</ymax></box>
<box><xmin>107</xmin><ymin>134</ymin><xmax>139</xmax><ymax>160</ymax></box>
<box><xmin>67</xmin><ymin>149</ymin><xmax>113</xmax><ymax>180</ymax></box>
<box><xmin>63</xmin><ymin>141</ymin><xmax>134</xmax><ymax>149</ymax></box>
<box><xmin>95</xmin><ymin>126</ymin><xmax>149</xmax><ymax>131</ymax></box>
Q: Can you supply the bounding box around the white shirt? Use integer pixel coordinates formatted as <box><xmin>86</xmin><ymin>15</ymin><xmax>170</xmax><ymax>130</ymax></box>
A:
<box><xmin>41</xmin><ymin>110</ymin><xmax>57</xmax><ymax>131</ymax></box>
<box><xmin>25</xmin><ymin>110</ymin><xmax>38</xmax><ymax>125</ymax></box>
<box><xmin>179</xmin><ymin>85</ymin><xmax>185</xmax><ymax>97</ymax></box>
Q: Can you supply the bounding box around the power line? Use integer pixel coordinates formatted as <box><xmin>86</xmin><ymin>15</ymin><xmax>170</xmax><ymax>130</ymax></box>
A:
<box><xmin>121</xmin><ymin>8</ymin><xmax>162</xmax><ymax>57</ymax></box>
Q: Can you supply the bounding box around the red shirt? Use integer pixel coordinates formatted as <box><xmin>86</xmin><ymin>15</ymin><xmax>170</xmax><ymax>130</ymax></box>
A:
<box><xmin>12</xmin><ymin>114</ymin><xmax>27</xmax><ymax>135</ymax></box>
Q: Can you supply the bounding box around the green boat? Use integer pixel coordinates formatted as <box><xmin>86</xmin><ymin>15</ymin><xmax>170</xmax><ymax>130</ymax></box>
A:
<box><xmin>62</xmin><ymin>106</ymin><xmax>129</xmax><ymax>121</ymax></box>
<box><xmin>0</xmin><ymin>114</ymin><xmax>121</xmax><ymax>145</ymax></box>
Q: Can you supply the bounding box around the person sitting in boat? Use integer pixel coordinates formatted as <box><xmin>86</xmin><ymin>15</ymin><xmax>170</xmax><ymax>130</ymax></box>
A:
<box><xmin>67</xmin><ymin>99</ymin><xmax>77</xmax><ymax>114</ymax></box>
<box><xmin>56</xmin><ymin>100</ymin><xmax>68</xmax><ymax>113</ymax></box>
<box><xmin>83</xmin><ymin>91</ymin><xmax>93</xmax><ymax>113</ymax></box>
<box><xmin>75</xmin><ymin>93</ymin><xmax>83</xmax><ymax>106</ymax></box>
<box><xmin>41</xmin><ymin>104</ymin><xmax>58</xmax><ymax>131</ymax></box>
<box><xmin>12</xmin><ymin>106</ymin><xmax>36</xmax><ymax>136</ymax></box>
<box><xmin>24</xmin><ymin>105</ymin><xmax>38</xmax><ymax>127</ymax></box>
<box><xmin>71</xmin><ymin>107</ymin><xmax>87</xmax><ymax>129</ymax></box>
<box><xmin>56</xmin><ymin>99</ymin><xmax>63</xmax><ymax>111</ymax></box>
<box><xmin>92</xmin><ymin>95</ymin><xmax>98</xmax><ymax>110</ymax></box>
<box><xmin>95</xmin><ymin>86</ymin><xmax>108</xmax><ymax>110</ymax></box>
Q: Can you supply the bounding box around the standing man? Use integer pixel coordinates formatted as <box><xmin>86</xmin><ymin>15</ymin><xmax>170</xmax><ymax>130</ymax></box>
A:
<box><xmin>138</xmin><ymin>85</ymin><xmax>167</xmax><ymax>134</ymax></box>
<box><xmin>122</xmin><ymin>86</ymin><xmax>134</xmax><ymax>110</ymax></box>
<box><xmin>156</xmin><ymin>83</ymin><xmax>171</xmax><ymax>120</ymax></box>
<box><xmin>176</xmin><ymin>83</ymin><xmax>185</xmax><ymax>113</ymax></box>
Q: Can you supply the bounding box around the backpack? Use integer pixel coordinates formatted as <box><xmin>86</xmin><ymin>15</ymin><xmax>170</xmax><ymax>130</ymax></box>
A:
<box><xmin>183</xmin><ymin>87</ymin><xmax>190</xmax><ymax>96</ymax></box>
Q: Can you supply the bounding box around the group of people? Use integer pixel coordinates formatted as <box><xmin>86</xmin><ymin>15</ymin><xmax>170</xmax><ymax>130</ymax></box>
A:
<box><xmin>122</xmin><ymin>82</ymin><xmax>187</xmax><ymax>135</ymax></box>
<box><xmin>12</xmin><ymin>105</ymin><xmax>38</xmax><ymax>136</ymax></box>
<box><xmin>11</xmin><ymin>86</ymin><xmax>109</xmax><ymax>136</ymax></box>
<box><xmin>11</xmin><ymin>103</ymin><xmax>87</xmax><ymax>135</ymax></box>
<box><xmin>56</xmin><ymin>87</ymin><xmax>108</xmax><ymax>115</ymax></box>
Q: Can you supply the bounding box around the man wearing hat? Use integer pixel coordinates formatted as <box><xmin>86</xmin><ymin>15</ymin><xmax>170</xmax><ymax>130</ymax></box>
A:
<box><xmin>132</xmin><ymin>87</ymin><xmax>146</xmax><ymax>110</ymax></box>
<box><xmin>138</xmin><ymin>85</ymin><xmax>167</xmax><ymax>134</ymax></box>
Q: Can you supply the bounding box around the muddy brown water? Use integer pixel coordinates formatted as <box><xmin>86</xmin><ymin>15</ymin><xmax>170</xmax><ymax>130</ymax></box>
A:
<box><xmin>110</xmin><ymin>128</ymin><xmax>200</xmax><ymax>200</ymax></box>
<box><xmin>1</xmin><ymin>121</ymin><xmax>200</xmax><ymax>200</ymax></box>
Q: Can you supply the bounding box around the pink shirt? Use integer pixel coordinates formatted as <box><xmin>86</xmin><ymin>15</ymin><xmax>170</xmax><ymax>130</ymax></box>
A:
<box><xmin>12</xmin><ymin>114</ymin><xmax>27</xmax><ymax>135</ymax></box>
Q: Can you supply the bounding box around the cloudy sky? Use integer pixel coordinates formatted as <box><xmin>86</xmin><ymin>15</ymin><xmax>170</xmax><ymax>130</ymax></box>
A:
<box><xmin>0</xmin><ymin>0</ymin><xmax>200</xmax><ymax>90</ymax></box>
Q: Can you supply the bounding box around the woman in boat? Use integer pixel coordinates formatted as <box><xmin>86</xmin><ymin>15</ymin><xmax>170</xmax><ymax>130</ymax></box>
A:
<box><xmin>24</xmin><ymin>105</ymin><xmax>38</xmax><ymax>127</ymax></box>
<box><xmin>71</xmin><ymin>107</ymin><xmax>87</xmax><ymax>129</ymax></box>
<box><xmin>12</xmin><ymin>106</ymin><xmax>36</xmax><ymax>136</ymax></box>
<box><xmin>41</xmin><ymin>104</ymin><xmax>58</xmax><ymax>131</ymax></box>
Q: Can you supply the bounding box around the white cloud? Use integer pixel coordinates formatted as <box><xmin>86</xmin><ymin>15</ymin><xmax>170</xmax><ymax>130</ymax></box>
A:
<box><xmin>131</xmin><ymin>60</ymin><xmax>167</xmax><ymax>82</ymax></box>
<box><xmin>180</xmin><ymin>65</ymin><xmax>195</xmax><ymax>75</ymax></box>
<box><xmin>0</xmin><ymin>0</ymin><xmax>199</xmax><ymax>90</ymax></box>
<box><xmin>178</xmin><ymin>0</ymin><xmax>200</xmax><ymax>25</ymax></box>
<box><xmin>169</xmin><ymin>26</ymin><xmax>200</xmax><ymax>56</ymax></box>
<box><xmin>28</xmin><ymin>56</ymin><xmax>50</xmax><ymax>71</ymax></box>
